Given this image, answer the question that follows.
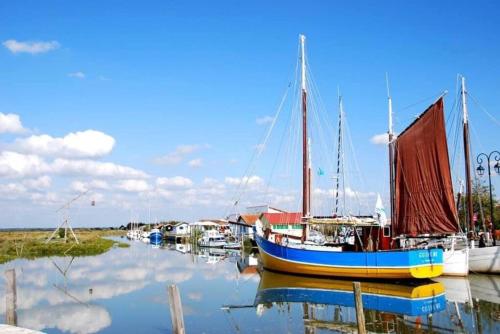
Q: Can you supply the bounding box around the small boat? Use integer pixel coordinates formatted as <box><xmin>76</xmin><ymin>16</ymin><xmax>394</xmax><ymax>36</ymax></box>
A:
<box><xmin>198</xmin><ymin>230</ymin><xmax>226</xmax><ymax>248</ymax></box>
<box><xmin>255</xmin><ymin>270</ymin><xmax>446</xmax><ymax>317</ymax></box>
<box><xmin>149</xmin><ymin>228</ymin><xmax>163</xmax><ymax>245</ymax></box>
<box><xmin>223</xmin><ymin>241</ymin><xmax>241</xmax><ymax>249</ymax></box>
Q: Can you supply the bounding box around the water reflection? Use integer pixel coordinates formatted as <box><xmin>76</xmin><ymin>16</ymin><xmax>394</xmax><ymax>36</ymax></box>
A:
<box><xmin>0</xmin><ymin>239</ymin><xmax>499</xmax><ymax>333</ymax></box>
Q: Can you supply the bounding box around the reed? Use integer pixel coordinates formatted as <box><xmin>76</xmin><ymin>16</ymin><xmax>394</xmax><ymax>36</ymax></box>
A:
<box><xmin>0</xmin><ymin>229</ymin><xmax>128</xmax><ymax>264</ymax></box>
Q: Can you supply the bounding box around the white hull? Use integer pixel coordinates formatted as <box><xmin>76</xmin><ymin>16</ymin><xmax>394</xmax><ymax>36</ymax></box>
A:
<box><xmin>469</xmin><ymin>245</ymin><xmax>500</xmax><ymax>273</ymax></box>
<box><xmin>443</xmin><ymin>247</ymin><xmax>469</xmax><ymax>276</ymax></box>
<box><xmin>198</xmin><ymin>240</ymin><xmax>226</xmax><ymax>248</ymax></box>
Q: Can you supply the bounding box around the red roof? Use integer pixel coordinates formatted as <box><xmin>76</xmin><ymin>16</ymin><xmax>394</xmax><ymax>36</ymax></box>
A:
<box><xmin>261</xmin><ymin>212</ymin><xmax>303</xmax><ymax>225</ymax></box>
<box><xmin>238</xmin><ymin>214</ymin><xmax>259</xmax><ymax>226</ymax></box>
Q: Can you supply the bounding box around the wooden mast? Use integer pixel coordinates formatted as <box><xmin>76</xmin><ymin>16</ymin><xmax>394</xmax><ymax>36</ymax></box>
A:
<box><xmin>461</xmin><ymin>76</ymin><xmax>475</xmax><ymax>236</ymax></box>
<box><xmin>300</xmin><ymin>34</ymin><xmax>310</xmax><ymax>219</ymax></box>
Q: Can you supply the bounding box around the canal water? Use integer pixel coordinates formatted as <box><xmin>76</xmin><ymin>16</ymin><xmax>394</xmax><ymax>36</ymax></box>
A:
<box><xmin>1</xmin><ymin>238</ymin><xmax>499</xmax><ymax>333</ymax></box>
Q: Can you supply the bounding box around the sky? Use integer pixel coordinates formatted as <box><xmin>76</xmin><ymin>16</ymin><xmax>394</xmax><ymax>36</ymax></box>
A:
<box><xmin>1</xmin><ymin>0</ymin><xmax>499</xmax><ymax>227</ymax></box>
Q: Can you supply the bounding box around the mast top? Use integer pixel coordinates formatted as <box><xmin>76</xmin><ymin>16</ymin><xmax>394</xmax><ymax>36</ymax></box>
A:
<box><xmin>300</xmin><ymin>34</ymin><xmax>307</xmax><ymax>92</ymax></box>
<box><xmin>461</xmin><ymin>76</ymin><xmax>468</xmax><ymax>124</ymax></box>
<box><xmin>386</xmin><ymin>73</ymin><xmax>393</xmax><ymax>136</ymax></box>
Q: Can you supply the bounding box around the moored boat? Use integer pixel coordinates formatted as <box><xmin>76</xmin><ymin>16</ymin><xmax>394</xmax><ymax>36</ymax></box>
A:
<box><xmin>149</xmin><ymin>228</ymin><xmax>163</xmax><ymax>245</ymax></box>
<box><xmin>254</xmin><ymin>35</ymin><xmax>445</xmax><ymax>280</ymax></box>
<box><xmin>198</xmin><ymin>230</ymin><xmax>226</xmax><ymax>248</ymax></box>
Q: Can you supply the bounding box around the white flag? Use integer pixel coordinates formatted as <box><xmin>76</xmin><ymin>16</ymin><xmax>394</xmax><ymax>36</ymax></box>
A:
<box><xmin>375</xmin><ymin>193</ymin><xmax>387</xmax><ymax>226</ymax></box>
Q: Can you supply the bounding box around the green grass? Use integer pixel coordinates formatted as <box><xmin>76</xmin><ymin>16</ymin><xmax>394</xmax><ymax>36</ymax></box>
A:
<box><xmin>0</xmin><ymin>229</ymin><xmax>129</xmax><ymax>264</ymax></box>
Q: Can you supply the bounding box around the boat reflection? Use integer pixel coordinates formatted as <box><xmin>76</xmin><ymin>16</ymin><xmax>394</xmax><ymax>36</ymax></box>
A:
<box><xmin>256</xmin><ymin>270</ymin><xmax>446</xmax><ymax>317</ymax></box>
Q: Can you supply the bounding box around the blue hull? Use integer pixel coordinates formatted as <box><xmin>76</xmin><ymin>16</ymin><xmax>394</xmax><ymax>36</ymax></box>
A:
<box><xmin>256</xmin><ymin>234</ymin><xmax>444</xmax><ymax>279</ymax></box>
<box><xmin>150</xmin><ymin>232</ymin><xmax>163</xmax><ymax>245</ymax></box>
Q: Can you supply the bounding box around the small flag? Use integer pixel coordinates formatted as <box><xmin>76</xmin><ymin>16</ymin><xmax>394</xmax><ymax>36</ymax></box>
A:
<box><xmin>374</xmin><ymin>193</ymin><xmax>387</xmax><ymax>226</ymax></box>
<box><xmin>317</xmin><ymin>167</ymin><xmax>325</xmax><ymax>176</ymax></box>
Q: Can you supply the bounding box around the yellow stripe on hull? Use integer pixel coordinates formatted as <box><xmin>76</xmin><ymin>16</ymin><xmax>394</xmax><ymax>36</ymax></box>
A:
<box><xmin>260</xmin><ymin>249</ymin><xmax>443</xmax><ymax>279</ymax></box>
<box><xmin>260</xmin><ymin>270</ymin><xmax>445</xmax><ymax>299</ymax></box>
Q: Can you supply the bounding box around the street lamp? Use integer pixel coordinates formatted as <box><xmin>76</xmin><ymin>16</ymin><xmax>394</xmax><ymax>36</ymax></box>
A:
<box><xmin>476</xmin><ymin>150</ymin><xmax>500</xmax><ymax>246</ymax></box>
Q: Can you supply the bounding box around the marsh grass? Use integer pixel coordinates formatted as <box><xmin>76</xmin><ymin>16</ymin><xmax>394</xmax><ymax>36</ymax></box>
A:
<box><xmin>0</xmin><ymin>229</ymin><xmax>128</xmax><ymax>264</ymax></box>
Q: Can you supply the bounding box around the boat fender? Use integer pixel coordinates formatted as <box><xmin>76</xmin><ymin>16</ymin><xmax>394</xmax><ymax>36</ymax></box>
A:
<box><xmin>275</xmin><ymin>234</ymin><xmax>283</xmax><ymax>245</ymax></box>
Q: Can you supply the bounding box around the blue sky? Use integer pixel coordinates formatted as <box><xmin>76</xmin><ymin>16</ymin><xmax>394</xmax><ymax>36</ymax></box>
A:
<box><xmin>0</xmin><ymin>1</ymin><xmax>499</xmax><ymax>227</ymax></box>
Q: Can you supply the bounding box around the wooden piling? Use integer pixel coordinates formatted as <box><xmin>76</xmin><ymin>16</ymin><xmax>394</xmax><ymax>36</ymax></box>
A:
<box><xmin>168</xmin><ymin>284</ymin><xmax>185</xmax><ymax>334</ymax></box>
<box><xmin>353</xmin><ymin>281</ymin><xmax>366</xmax><ymax>334</ymax></box>
<box><xmin>5</xmin><ymin>269</ymin><xmax>17</xmax><ymax>326</ymax></box>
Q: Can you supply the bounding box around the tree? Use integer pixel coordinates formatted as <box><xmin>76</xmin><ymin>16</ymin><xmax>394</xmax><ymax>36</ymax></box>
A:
<box><xmin>458</xmin><ymin>180</ymin><xmax>500</xmax><ymax>230</ymax></box>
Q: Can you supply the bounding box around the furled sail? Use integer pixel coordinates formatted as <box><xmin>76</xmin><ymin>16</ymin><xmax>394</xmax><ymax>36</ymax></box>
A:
<box><xmin>393</xmin><ymin>98</ymin><xmax>459</xmax><ymax>236</ymax></box>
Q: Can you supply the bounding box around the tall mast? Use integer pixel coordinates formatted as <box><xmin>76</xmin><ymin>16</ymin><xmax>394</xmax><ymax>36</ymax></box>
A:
<box><xmin>461</xmin><ymin>76</ymin><xmax>475</xmax><ymax>235</ymax></box>
<box><xmin>386</xmin><ymin>74</ymin><xmax>395</xmax><ymax>227</ymax></box>
<box><xmin>300</xmin><ymin>34</ymin><xmax>310</xmax><ymax>218</ymax></box>
<box><xmin>334</xmin><ymin>94</ymin><xmax>343</xmax><ymax>216</ymax></box>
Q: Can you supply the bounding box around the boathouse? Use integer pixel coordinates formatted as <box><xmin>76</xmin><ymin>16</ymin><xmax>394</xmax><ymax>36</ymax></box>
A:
<box><xmin>229</xmin><ymin>214</ymin><xmax>259</xmax><ymax>240</ymax></box>
<box><xmin>257</xmin><ymin>212</ymin><xmax>303</xmax><ymax>238</ymax></box>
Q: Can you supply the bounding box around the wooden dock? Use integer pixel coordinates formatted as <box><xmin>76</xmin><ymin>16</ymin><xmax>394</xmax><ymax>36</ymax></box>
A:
<box><xmin>0</xmin><ymin>325</ymin><xmax>45</xmax><ymax>333</ymax></box>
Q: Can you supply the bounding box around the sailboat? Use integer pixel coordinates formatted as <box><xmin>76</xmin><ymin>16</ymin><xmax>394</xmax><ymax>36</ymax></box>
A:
<box><xmin>254</xmin><ymin>35</ymin><xmax>444</xmax><ymax>280</ymax></box>
<box><xmin>387</xmin><ymin>88</ymin><xmax>469</xmax><ymax>276</ymax></box>
<box><xmin>460</xmin><ymin>76</ymin><xmax>500</xmax><ymax>273</ymax></box>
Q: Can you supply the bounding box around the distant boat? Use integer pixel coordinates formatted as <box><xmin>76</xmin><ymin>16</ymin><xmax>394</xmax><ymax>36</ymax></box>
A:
<box><xmin>198</xmin><ymin>230</ymin><xmax>226</xmax><ymax>248</ymax></box>
<box><xmin>255</xmin><ymin>270</ymin><xmax>446</xmax><ymax>317</ymax></box>
<box><xmin>149</xmin><ymin>228</ymin><xmax>163</xmax><ymax>245</ymax></box>
<box><xmin>254</xmin><ymin>35</ymin><xmax>444</xmax><ymax>280</ymax></box>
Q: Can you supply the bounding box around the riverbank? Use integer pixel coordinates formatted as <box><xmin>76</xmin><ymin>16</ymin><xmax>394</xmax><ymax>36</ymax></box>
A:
<box><xmin>0</xmin><ymin>229</ymin><xmax>128</xmax><ymax>264</ymax></box>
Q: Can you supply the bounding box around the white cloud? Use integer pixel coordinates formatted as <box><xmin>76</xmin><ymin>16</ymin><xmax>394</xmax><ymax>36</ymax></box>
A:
<box><xmin>0</xmin><ymin>182</ymin><xmax>27</xmax><ymax>198</ymax></box>
<box><xmin>0</xmin><ymin>112</ymin><xmax>26</xmax><ymax>133</ymax></box>
<box><xmin>0</xmin><ymin>151</ymin><xmax>49</xmax><ymax>178</ymax></box>
<box><xmin>3</xmin><ymin>39</ymin><xmax>60</xmax><ymax>54</ymax></box>
<box><xmin>225</xmin><ymin>175</ymin><xmax>263</xmax><ymax>187</ymax></box>
<box><xmin>256</xmin><ymin>115</ymin><xmax>275</xmax><ymax>125</ymax></box>
<box><xmin>188</xmin><ymin>158</ymin><xmax>202</xmax><ymax>168</ymax></box>
<box><xmin>156</xmin><ymin>176</ymin><xmax>193</xmax><ymax>188</ymax></box>
<box><xmin>116</xmin><ymin>179</ymin><xmax>150</xmax><ymax>192</ymax></box>
<box><xmin>155</xmin><ymin>144</ymin><xmax>210</xmax><ymax>165</ymax></box>
<box><xmin>370</xmin><ymin>132</ymin><xmax>394</xmax><ymax>145</ymax></box>
<box><xmin>51</xmin><ymin>159</ymin><xmax>148</xmax><ymax>179</ymax></box>
<box><xmin>70</xmin><ymin>180</ymin><xmax>111</xmax><ymax>192</ymax></box>
<box><xmin>23</xmin><ymin>176</ymin><xmax>51</xmax><ymax>190</ymax></box>
<box><xmin>14</xmin><ymin>130</ymin><xmax>115</xmax><ymax>158</ymax></box>
<box><xmin>68</xmin><ymin>71</ymin><xmax>85</xmax><ymax>79</ymax></box>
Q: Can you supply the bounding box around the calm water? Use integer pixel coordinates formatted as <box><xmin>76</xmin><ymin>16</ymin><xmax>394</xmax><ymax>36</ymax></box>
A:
<box><xmin>1</xmin><ymin>238</ymin><xmax>499</xmax><ymax>334</ymax></box>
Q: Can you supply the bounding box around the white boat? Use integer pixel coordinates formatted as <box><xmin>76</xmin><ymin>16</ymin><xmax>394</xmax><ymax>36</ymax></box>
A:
<box><xmin>469</xmin><ymin>245</ymin><xmax>500</xmax><ymax>273</ymax></box>
<box><xmin>198</xmin><ymin>230</ymin><xmax>226</xmax><ymax>248</ymax></box>
<box><xmin>444</xmin><ymin>246</ymin><xmax>469</xmax><ymax>276</ymax></box>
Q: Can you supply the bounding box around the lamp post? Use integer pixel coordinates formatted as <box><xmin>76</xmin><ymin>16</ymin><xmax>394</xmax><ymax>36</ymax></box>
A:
<box><xmin>476</xmin><ymin>150</ymin><xmax>500</xmax><ymax>245</ymax></box>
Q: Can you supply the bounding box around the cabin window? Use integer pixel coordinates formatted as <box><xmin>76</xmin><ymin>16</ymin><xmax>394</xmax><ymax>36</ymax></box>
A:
<box><xmin>383</xmin><ymin>226</ymin><xmax>391</xmax><ymax>237</ymax></box>
<box><xmin>275</xmin><ymin>224</ymin><xmax>287</xmax><ymax>229</ymax></box>
<box><xmin>209</xmin><ymin>238</ymin><xmax>213</xmax><ymax>241</ymax></box>
<box><xmin>292</xmin><ymin>224</ymin><xmax>302</xmax><ymax>229</ymax></box>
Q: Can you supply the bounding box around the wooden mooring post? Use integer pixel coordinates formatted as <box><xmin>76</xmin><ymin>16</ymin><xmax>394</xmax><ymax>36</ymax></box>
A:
<box><xmin>353</xmin><ymin>281</ymin><xmax>366</xmax><ymax>334</ymax></box>
<box><xmin>5</xmin><ymin>269</ymin><xmax>17</xmax><ymax>326</ymax></box>
<box><xmin>168</xmin><ymin>284</ymin><xmax>185</xmax><ymax>334</ymax></box>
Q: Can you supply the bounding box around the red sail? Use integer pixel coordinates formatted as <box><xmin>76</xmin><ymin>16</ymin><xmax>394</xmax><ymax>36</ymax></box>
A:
<box><xmin>393</xmin><ymin>98</ymin><xmax>459</xmax><ymax>236</ymax></box>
